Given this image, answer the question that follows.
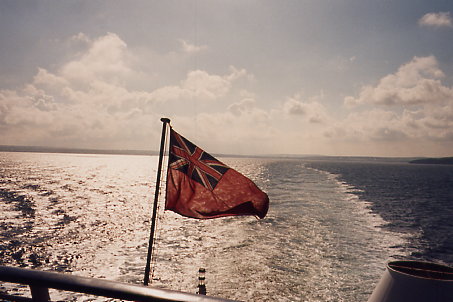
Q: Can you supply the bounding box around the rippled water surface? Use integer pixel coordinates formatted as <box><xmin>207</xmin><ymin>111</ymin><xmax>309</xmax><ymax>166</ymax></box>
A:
<box><xmin>2</xmin><ymin>152</ymin><xmax>450</xmax><ymax>301</ymax></box>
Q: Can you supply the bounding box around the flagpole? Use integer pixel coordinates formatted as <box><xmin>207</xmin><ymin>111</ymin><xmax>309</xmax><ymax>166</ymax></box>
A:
<box><xmin>144</xmin><ymin>117</ymin><xmax>170</xmax><ymax>286</ymax></box>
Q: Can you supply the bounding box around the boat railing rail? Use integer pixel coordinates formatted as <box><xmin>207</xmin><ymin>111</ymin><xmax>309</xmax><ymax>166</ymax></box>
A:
<box><xmin>0</xmin><ymin>265</ymin><xmax>236</xmax><ymax>302</ymax></box>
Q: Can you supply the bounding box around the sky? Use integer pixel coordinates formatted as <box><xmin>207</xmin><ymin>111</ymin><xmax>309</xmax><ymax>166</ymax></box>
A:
<box><xmin>1</xmin><ymin>0</ymin><xmax>453</xmax><ymax>157</ymax></box>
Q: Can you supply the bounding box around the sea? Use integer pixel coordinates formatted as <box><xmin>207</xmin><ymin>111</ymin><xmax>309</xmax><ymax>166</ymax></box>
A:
<box><xmin>0</xmin><ymin>151</ymin><xmax>452</xmax><ymax>301</ymax></box>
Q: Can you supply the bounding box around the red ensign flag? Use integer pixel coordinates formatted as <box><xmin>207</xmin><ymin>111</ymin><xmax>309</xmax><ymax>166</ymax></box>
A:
<box><xmin>165</xmin><ymin>128</ymin><xmax>269</xmax><ymax>219</ymax></box>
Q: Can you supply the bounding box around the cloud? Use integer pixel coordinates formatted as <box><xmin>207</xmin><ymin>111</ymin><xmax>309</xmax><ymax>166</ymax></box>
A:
<box><xmin>342</xmin><ymin>56</ymin><xmax>453</xmax><ymax>143</ymax></box>
<box><xmin>283</xmin><ymin>94</ymin><xmax>330</xmax><ymax>124</ymax></box>
<box><xmin>0</xmin><ymin>33</ymin><xmax>160</xmax><ymax>148</ymax></box>
<box><xmin>418</xmin><ymin>12</ymin><xmax>453</xmax><ymax>28</ymax></box>
<box><xmin>329</xmin><ymin>109</ymin><xmax>404</xmax><ymax>141</ymax></box>
<box><xmin>149</xmin><ymin>67</ymin><xmax>247</xmax><ymax>103</ymax></box>
<box><xmin>344</xmin><ymin>56</ymin><xmax>451</xmax><ymax>106</ymax></box>
<box><xmin>179</xmin><ymin>39</ymin><xmax>208</xmax><ymax>54</ymax></box>
<box><xmin>172</xmin><ymin>99</ymin><xmax>273</xmax><ymax>155</ymax></box>
<box><xmin>228</xmin><ymin>97</ymin><xmax>256</xmax><ymax>116</ymax></box>
<box><xmin>180</xmin><ymin>70</ymin><xmax>232</xmax><ymax>99</ymax></box>
<box><xmin>2</xmin><ymin>30</ymin><xmax>453</xmax><ymax>157</ymax></box>
<box><xmin>0</xmin><ymin>32</ymin><xmax>252</xmax><ymax>150</ymax></box>
<box><xmin>70</xmin><ymin>32</ymin><xmax>91</xmax><ymax>44</ymax></box>
<box><xmin>61</xmin><ymin>33</ymin><xmax>133</xmax><ymax>87</ymax></box>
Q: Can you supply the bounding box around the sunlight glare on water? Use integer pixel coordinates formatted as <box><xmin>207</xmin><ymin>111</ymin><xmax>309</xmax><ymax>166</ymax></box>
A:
<box><xmin>150</xmin><ymin>159</ymin><xmax>406</xmax><ymax>302</ymax></box>
<box><xmin>0</xmin><ymin>153</ymin><xmax>408</xmax><ymax>301</ymax></box>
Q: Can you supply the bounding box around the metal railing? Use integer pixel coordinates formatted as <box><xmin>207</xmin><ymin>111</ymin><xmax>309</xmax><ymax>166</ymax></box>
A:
<box><xmin>0</xmin><ymin>266</ymin><xmax>236</xmax><ymax>302</ymax></box>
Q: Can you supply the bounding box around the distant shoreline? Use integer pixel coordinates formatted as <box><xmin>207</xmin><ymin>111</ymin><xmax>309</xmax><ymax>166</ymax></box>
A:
<box><xmin>1</xmin><ymin>145</ymin><xmax>452</xmax><ymax>163</ymax></box>
<box><xmin>409</xmin><ymin>157</ymin><xmax>453</xmax><ymax>165</ymax></box>
<box><xmin>0</xmin><ymin>145</ymin><xmax>158</xmax><ymax>156</ymax></box>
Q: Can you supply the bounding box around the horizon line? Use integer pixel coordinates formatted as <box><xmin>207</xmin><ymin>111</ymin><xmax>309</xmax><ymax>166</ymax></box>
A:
<box><xmin>0</xmin><ymin>144</ymin><xmax>440</xmax><ymax>160</ymax></box>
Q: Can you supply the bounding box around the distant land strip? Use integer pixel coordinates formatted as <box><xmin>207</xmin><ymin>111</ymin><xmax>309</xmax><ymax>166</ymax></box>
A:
<box><xmin>409</xmin><ymin>157</ymin><xmax>453</xmax><ymax>165</ymax></box>
<box><xmin>0</xmin><ymin>145</ymin><xmax>256</xmax><ymax>158</ymax></box>
<box><xmin>2</xmin><ymin>145</ymin><xmax>451</xmax><ymax>163</ymax></box>
<box><xmin>0</xmin><ymin>145</ymin><xmax>285</xmax><ymax>159</ymax></box>
<box><xmin>0</xmin><ymin>145</ymin><xmax>158</xmax><ymax>156</ymax></box>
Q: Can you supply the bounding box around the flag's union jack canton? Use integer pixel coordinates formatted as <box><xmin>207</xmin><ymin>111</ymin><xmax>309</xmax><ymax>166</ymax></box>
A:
<box><xmin>168</xmin><ymin>128</ymin><xmax>230</xmax><ymax>191</ymax></box>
